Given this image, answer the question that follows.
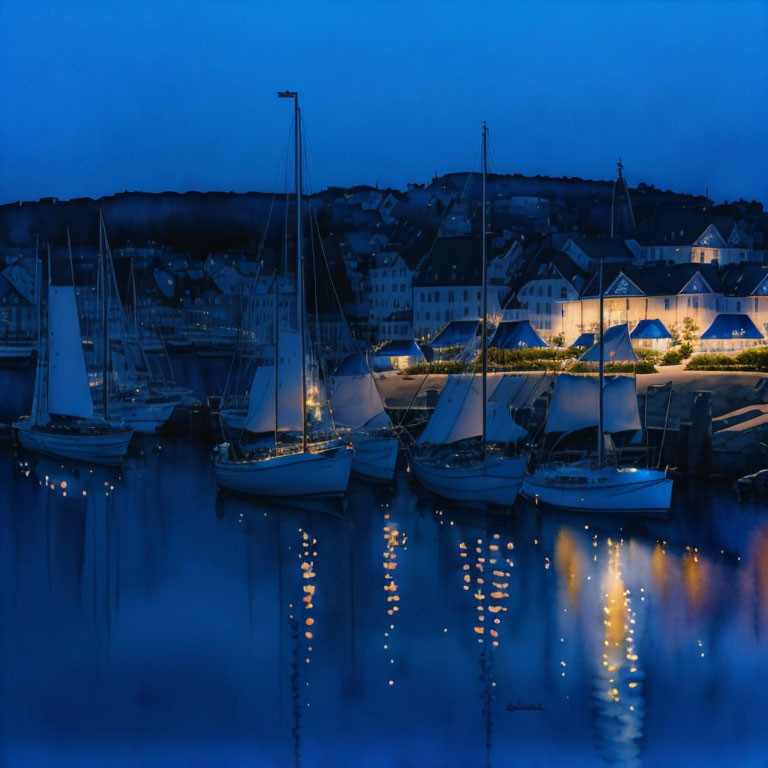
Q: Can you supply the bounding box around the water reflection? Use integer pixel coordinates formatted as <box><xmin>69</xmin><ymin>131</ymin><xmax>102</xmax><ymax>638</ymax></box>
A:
<box><xmin>593</xmin><ymin>539</ymin><xmax>644</xmax><ymax>767</ymax></box>
<box><xmin>3</xmin><ymin>444</ymin><xmax>768</xmax><ymax>765</ymax></box>
<box><xmin>381</xmin><ymin>507</ymin><xmax>406</xmax><ymax>686</ymax></box>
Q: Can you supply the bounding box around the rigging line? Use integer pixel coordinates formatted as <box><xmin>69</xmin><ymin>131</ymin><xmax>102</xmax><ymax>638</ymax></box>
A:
<box><xmin>66</xmin><ymin>226</ymin><xmax>76</xmax><ymax>287</ymax></box>
<box><xmin>223</xmin><ymin>118</ymin><xmax>290</xmax><ymax>404</ymax></box>
<box><xmin>309</xmin><ymin>212</ymin><xmax>389</xmax><ymax>426</ymax></box>
<box><xmin>415</xmin><ymin>142</ymin><xmax>482</xmax><ymax>348</ymax></box>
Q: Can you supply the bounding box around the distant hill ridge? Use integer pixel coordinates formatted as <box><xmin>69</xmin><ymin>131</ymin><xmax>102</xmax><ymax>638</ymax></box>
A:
<box><xmin>0</xmin><ymin>171</ymin><xmax>758</xmax><ymax>256</ymax></box>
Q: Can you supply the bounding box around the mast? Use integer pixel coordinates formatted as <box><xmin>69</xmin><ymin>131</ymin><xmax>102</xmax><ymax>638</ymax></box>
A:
<box><xmin>99</xmin><ymin>211</ymin><xmax>109</xmax><ymax>419</ymax></box>
<box><xmin>481</xmin><ymin>122</ymin><xmax>488</xmax><ymax>460</ymax></box>
<box><xmin>32</xmin><ymin>237</ymin><xmax>42</xmax><ymax>424</ymax></box>
<box><xmin>598</xmin><ymin>160</ymin><xmax>620</xmax><ymax>465</ymax></box>
<box><xmin>597</xmin><ymin>256</ymin><xmax>604</xmax><ymax>465</ymax></box>
<box><xmin>131</xmin><ymin>256</ymin><xmax>138</xmax><ymax>337</ymax></box>
<box><xmin>273</xmin><ymin>275</ymin><xmax>279</xmax><ymax>448</ymax></box>
<box><xmin>278</xmin><ymin>90</ymin><xmax>307</xmax><ymax>452</ymax></box>
<box><xmin>45</xmin><ymin>242</ymin><xmax>52</xmax><ymax>421</ymax></box>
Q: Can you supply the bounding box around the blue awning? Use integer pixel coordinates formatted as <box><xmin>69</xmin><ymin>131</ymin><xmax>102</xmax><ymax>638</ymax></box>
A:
<box><xmin>571</xmin><ymin>332</ymin><xmax>595</xmax><ymax>348</ymax></box>
<box><xmin>431</xmin><ymin>319</ymin><xmax>480</xmax><ymax>348</ymax></box>
<box><xmin>376</xmin><ymin>340</ymin><xmax>425</xmax><ymax>357</ymax></box>
<box><xmin>488</xmin><ymin>320</ymin><xmax>549</xmax><ymax>349</ymax></box>
<box><xmin>701</xmin><ymin>313</ymin><xmax>763</xmax><ymax>340</ymax></box>
<box><xmin>630</xmin><ymin>319</ymin><xmax>672</xmax><ymax>340</ymax></box>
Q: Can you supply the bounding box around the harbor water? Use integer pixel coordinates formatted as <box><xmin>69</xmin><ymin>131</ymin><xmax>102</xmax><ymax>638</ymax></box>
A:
<box><xmin>2</xmin><ymin>433</ymin><xmax>768</xmax><ymax>766</ymax></box>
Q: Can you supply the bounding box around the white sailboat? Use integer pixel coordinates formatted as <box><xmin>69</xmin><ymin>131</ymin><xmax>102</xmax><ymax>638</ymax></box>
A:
<box><xmin>521</xmin><ymin>163</ymin><xmax>673</xmax><ymax>515</ymax></box>
<box><xmin>213</xmin><ymin>91</ymin><xmax>352</xmax><ymax>499</ymax></box>
<box><xmin>14</xmin><ymin>246</ymin><xmax>133</xmax><ymax>465</ymax></box>
<box><xmin>410</xmin><ymin>122</ymin><xmax>527</xmax><ymax>507</ymax></box>
<box><xmin>520</xmin><ymin>373</ymin><xmax>672</xmax><ymax>514</ymax></box>
<box><xmin>411</xmin><ymin>372</ymin><xmax>529</xmax><ymax>506</ymax></box>
<box><xmin>328</xmin><ymin>356</ymin><xmax>398</xmax><ymax>482</ymax></box>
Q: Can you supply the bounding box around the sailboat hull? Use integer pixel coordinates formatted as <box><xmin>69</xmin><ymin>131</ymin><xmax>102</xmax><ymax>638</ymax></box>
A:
<box><xmin>411</xmin><ymin>453</ymin><xmax>526</xmax><ymax>507</ymax></box>
<box><xmin>351</xmin><ymin>433</ymin><xmax>399</xmax><ymax>482</ymax></box>
<box><xmin>14</xmin><ymin>419</ymin><xmax>133</xmax><ymax>465</ymax></box>
<box><xmin>520</xmin><ymin>466</ymin><xmax>673</xmax><ymax>515</ymax></box>
<box><xmin>219</xmin><ymin>408</ymin><xmax>247</xmax><ymax>432</ymax></box>
<box><xmin>107</xmin><ymin>397</ymin><xmax>180</xmax><ymax>433</ymax></box>
<box><xmin>214</xmin><ymin>445</ymin><xmax>353</xmax><ymax>498</ymax></box>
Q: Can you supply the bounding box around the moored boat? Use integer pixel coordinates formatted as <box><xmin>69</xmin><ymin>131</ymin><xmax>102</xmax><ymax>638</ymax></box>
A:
<box><xmin>329</xmin><ymin>354</ymin><xmax>398</xmax><ymax>483</ymax></box>
<box><xmin>410</xmin><ymin>123</ymin><xmax>528</xmax><ymax>508</ymax></box>
<box><xmin>213</xmin><ymin>91</ymin><xmax>353</xmax><ymax>500</ymax></box>
<box><xmin>520</xmin><ymin>170</ymin><xmax>673</xmax><ymax>517</ymax></box>
<box><xmin>14</xmin><ymin>247</ymin><xmax>133</xmax><ymax>465</ymax></box>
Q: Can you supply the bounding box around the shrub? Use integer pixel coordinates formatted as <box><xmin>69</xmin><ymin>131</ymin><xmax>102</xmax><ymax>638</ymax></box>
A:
<box><xmin>685</xmin><ymin>353</ymin><xmax>738</xmax><ymax>370</ymax></box>
<box><xmin>568</xmin><ymin>361</ymin><xmax>656</xmax><ymax>374</ymax></box>
<box><xmin>679</xmin><ymin>342</ymin><xmax>694</xmax><ymax>359</ymax></box>
<box><xmin>401</xmin><ymin>361</ymin><xmax>467</xmax><ymax>375</ymax></box>
<box><xmin>734</xmin><ymin>347</ymin><xmax>768</xmax><ymax>371</ymax></box>
<box><xmin>634</xmin><ymin>347</ymin><xmax>661</xmax><ymax>363</ymax></box>
<box><xmin>660</xmin><ymin>349</ymin><xmax>683</xmax><ymax>366</ymax></box>
<box><xmin>486</xmin><ymin>346</ymin><xmax>575</xmax><ymax>365</ymax></box>
<box><xmin>431</xmin><ymin>345</ymin><xmax>463</xmax><ymax>360</ymax></box>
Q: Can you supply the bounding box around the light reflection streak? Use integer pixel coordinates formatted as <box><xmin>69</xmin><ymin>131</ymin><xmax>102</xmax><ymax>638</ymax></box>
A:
<box><xmin>382</xmin><ymin>507</ymin><xmax>406</xmax><ymax>685</ymax></box>
<box><xmin>592</xmin><ymin>539</ymin><xmax>644</xmax><ymax>767</ymax></box>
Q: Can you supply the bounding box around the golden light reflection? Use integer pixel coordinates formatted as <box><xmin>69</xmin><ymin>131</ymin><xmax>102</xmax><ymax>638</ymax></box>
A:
<box><xmin>297</xmin><ymin>527</ymin><xmax>317</xmax><ymax>666</ymax></box>
<box><xmin>554</xmin><ymin>529</ymin><xmax>584</xmax><ymax>609</ymax></box>
<box><xmin>594</xmin><ymin>539</ymin><xmax>643</xmax><ymax>766</ymax></box>
<box><xmin>682</xmin><ymin>548</ymin><xmax>710</xmax><ymax>615</ymax></box>
<box><xmin>382</xmin><ymin>509</ymin><xmax>407</xmax><ymax>684</ymax></box>
<box><xmin>650</xmin><ymin>543</ymin><xmax>669</xmax><ymax>598</ymax></box>
<box><xmin>461</xmin><ymin>533</ymin><xmax>512</xmax><ymax>650</ymax></box>
<box><xmin>742</xmin><ymin>527</ymin><xmax>768</xmax><ymax>629</ymax></box>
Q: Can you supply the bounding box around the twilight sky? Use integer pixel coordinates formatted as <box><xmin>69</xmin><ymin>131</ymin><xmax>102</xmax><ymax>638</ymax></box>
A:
<box><xmin>1</xmin><ymin>0</ymin><xmax>767</xmax><ymax>205</ymax></box>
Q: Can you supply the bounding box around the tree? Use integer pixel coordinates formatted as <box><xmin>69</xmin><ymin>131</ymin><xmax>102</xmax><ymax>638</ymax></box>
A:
<box><xmin>682</xmin><ymin>316</ymin><xmax>699</xmax><ymax>341</ymax></box>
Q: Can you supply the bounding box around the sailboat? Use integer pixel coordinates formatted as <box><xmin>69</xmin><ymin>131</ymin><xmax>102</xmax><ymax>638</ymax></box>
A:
<box><xmin>328</xmin><ymin>354</ymin><xmax>399</xmax><ymax>482</ymax></box>
<box><xmin>213</xmin><ymin>91</ymin><xmax>352</xmax><ymax>499</ymax></box>
<box><xmin>410</xmin><ymin>123</ymin><xmax>528</xmax><ymax>507</ymax></box>
<box><xmin>14</xmin><ymin>244</ymin><xmax>133</xmax><ymax>465</ymax></box>
<box><xmin>520</xmin><ymin>161</ymin><xmax>673</xmax><ymax>515</ymax></box>
<box><xmin>89</xmin><ymin>214</ymin><xmax>182</xmax><ymax>433</ymax></box>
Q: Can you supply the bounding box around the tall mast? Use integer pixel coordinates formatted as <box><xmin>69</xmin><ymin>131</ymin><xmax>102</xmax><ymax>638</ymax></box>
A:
<box><xmin>45</xmin><ymin>242</ymin><xmax>52</xmax><ymax>421</ymax></box>
<box><xmin>598</xmin><ymin>160</ymin><xmax>620</xmax><ymax>465</ymax></box>
<box><xmin>278</xmin><ymin>90</ymin><xmax>307</xmax><ymax>451</ymax></box>
<box><xmin>273</xmin><ymin>275</ymin><xmax>279</xmax><ymax>448</ymax></box>
<box><xmin>597</xmin><ymin>257</ymin><xmax>604</xmax><ymax>465</ymax></box>
<box><xmin>99</xmin><ymin>211</ymin><xmax>109</xmax><ymax>419</ymax></box>
<box><xmin>131</xmin><ymin>256</ymin><xmax>138</xmax><ymax>335</ymax></box>
<box><xmin>32</xmin><ymin>237</ymin><xmax>42</xmax><ymax>424</ymax></box>
<box><xmin>481</xmin><ymin>122</ymin><xmax>488</xmax><ymax>460</ymax></box>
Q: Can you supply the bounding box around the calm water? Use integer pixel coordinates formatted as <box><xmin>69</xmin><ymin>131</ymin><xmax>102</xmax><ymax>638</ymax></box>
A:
<box><xmin>1</xmin><ymin>436</ymin><xmax>768</xmax><ymax>767</ymax></box>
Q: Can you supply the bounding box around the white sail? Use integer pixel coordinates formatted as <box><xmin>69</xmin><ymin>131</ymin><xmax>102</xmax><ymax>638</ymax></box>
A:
<box><xmin>419</xmin><ymin>373</ymin><xmax>526</xmax><ymax>445</ymax></box>
<box><xmin>243</xmin><ymin>329</ymin><xmax>304</xmax><ymax>433</ymax></box>
<box><xmin>544</xmin><ymin>374</ymin><xmax>640</xmax><ymax>434</ymax></box>
<box><xmin>329</xmin><ymin>374</ymin><xmax>391</xmax><ymax>430</ymax></box>
<box><xmin>30</xmin><ymin>354</ymin><xmax>49</xmax><ymax>425</ymax></box>
<box><xmin>48</xmin><ymin>286</ymin><xmax>94</xmax><ymax>419</ymax></box>
<box><xmin>579</xmin><ymin>324</ymin><xmax>638</xmax><ymax>363</ymax></box>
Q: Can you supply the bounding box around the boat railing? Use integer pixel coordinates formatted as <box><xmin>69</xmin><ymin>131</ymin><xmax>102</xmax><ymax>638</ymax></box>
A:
<box><xmin>538</xmin><ymin>445</ymin><xmax>660</xmax><ymax>470</ymax></box>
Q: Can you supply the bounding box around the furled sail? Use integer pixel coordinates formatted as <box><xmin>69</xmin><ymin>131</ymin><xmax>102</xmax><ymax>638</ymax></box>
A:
<box><xmin>47</xmin><ymin>286</ymin><xmax>94</xmax><ymax>419</ymax></box>
<box><xmin>418</xmin><ymin>373</ymin><xmax>526</xmax><ymax>445</ymax></box>
<box><xmin>329</xmin><ymin>371</ymin><xmax>391</xmax><ymax>430</ymax></box>
<box><xmin>544</xmin><ymin>374</ymin><xmax>640</xmax><ymax>434</ymax></box>
<box><xmin>579</xmin><ymin>324</ymin><xmax>638</xmax><ymax>363</ymax></box>
<box><xmin>243</xmin><ymin>329</ymin><xmax>304</xmax><ymax>433</ymax></box>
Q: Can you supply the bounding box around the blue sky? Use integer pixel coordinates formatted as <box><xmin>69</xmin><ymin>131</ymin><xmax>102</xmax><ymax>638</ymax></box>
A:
<box><xmin>1</xmin><ymin>0</ymin><xmax>766</xmax><ymax>204</ymax></box>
